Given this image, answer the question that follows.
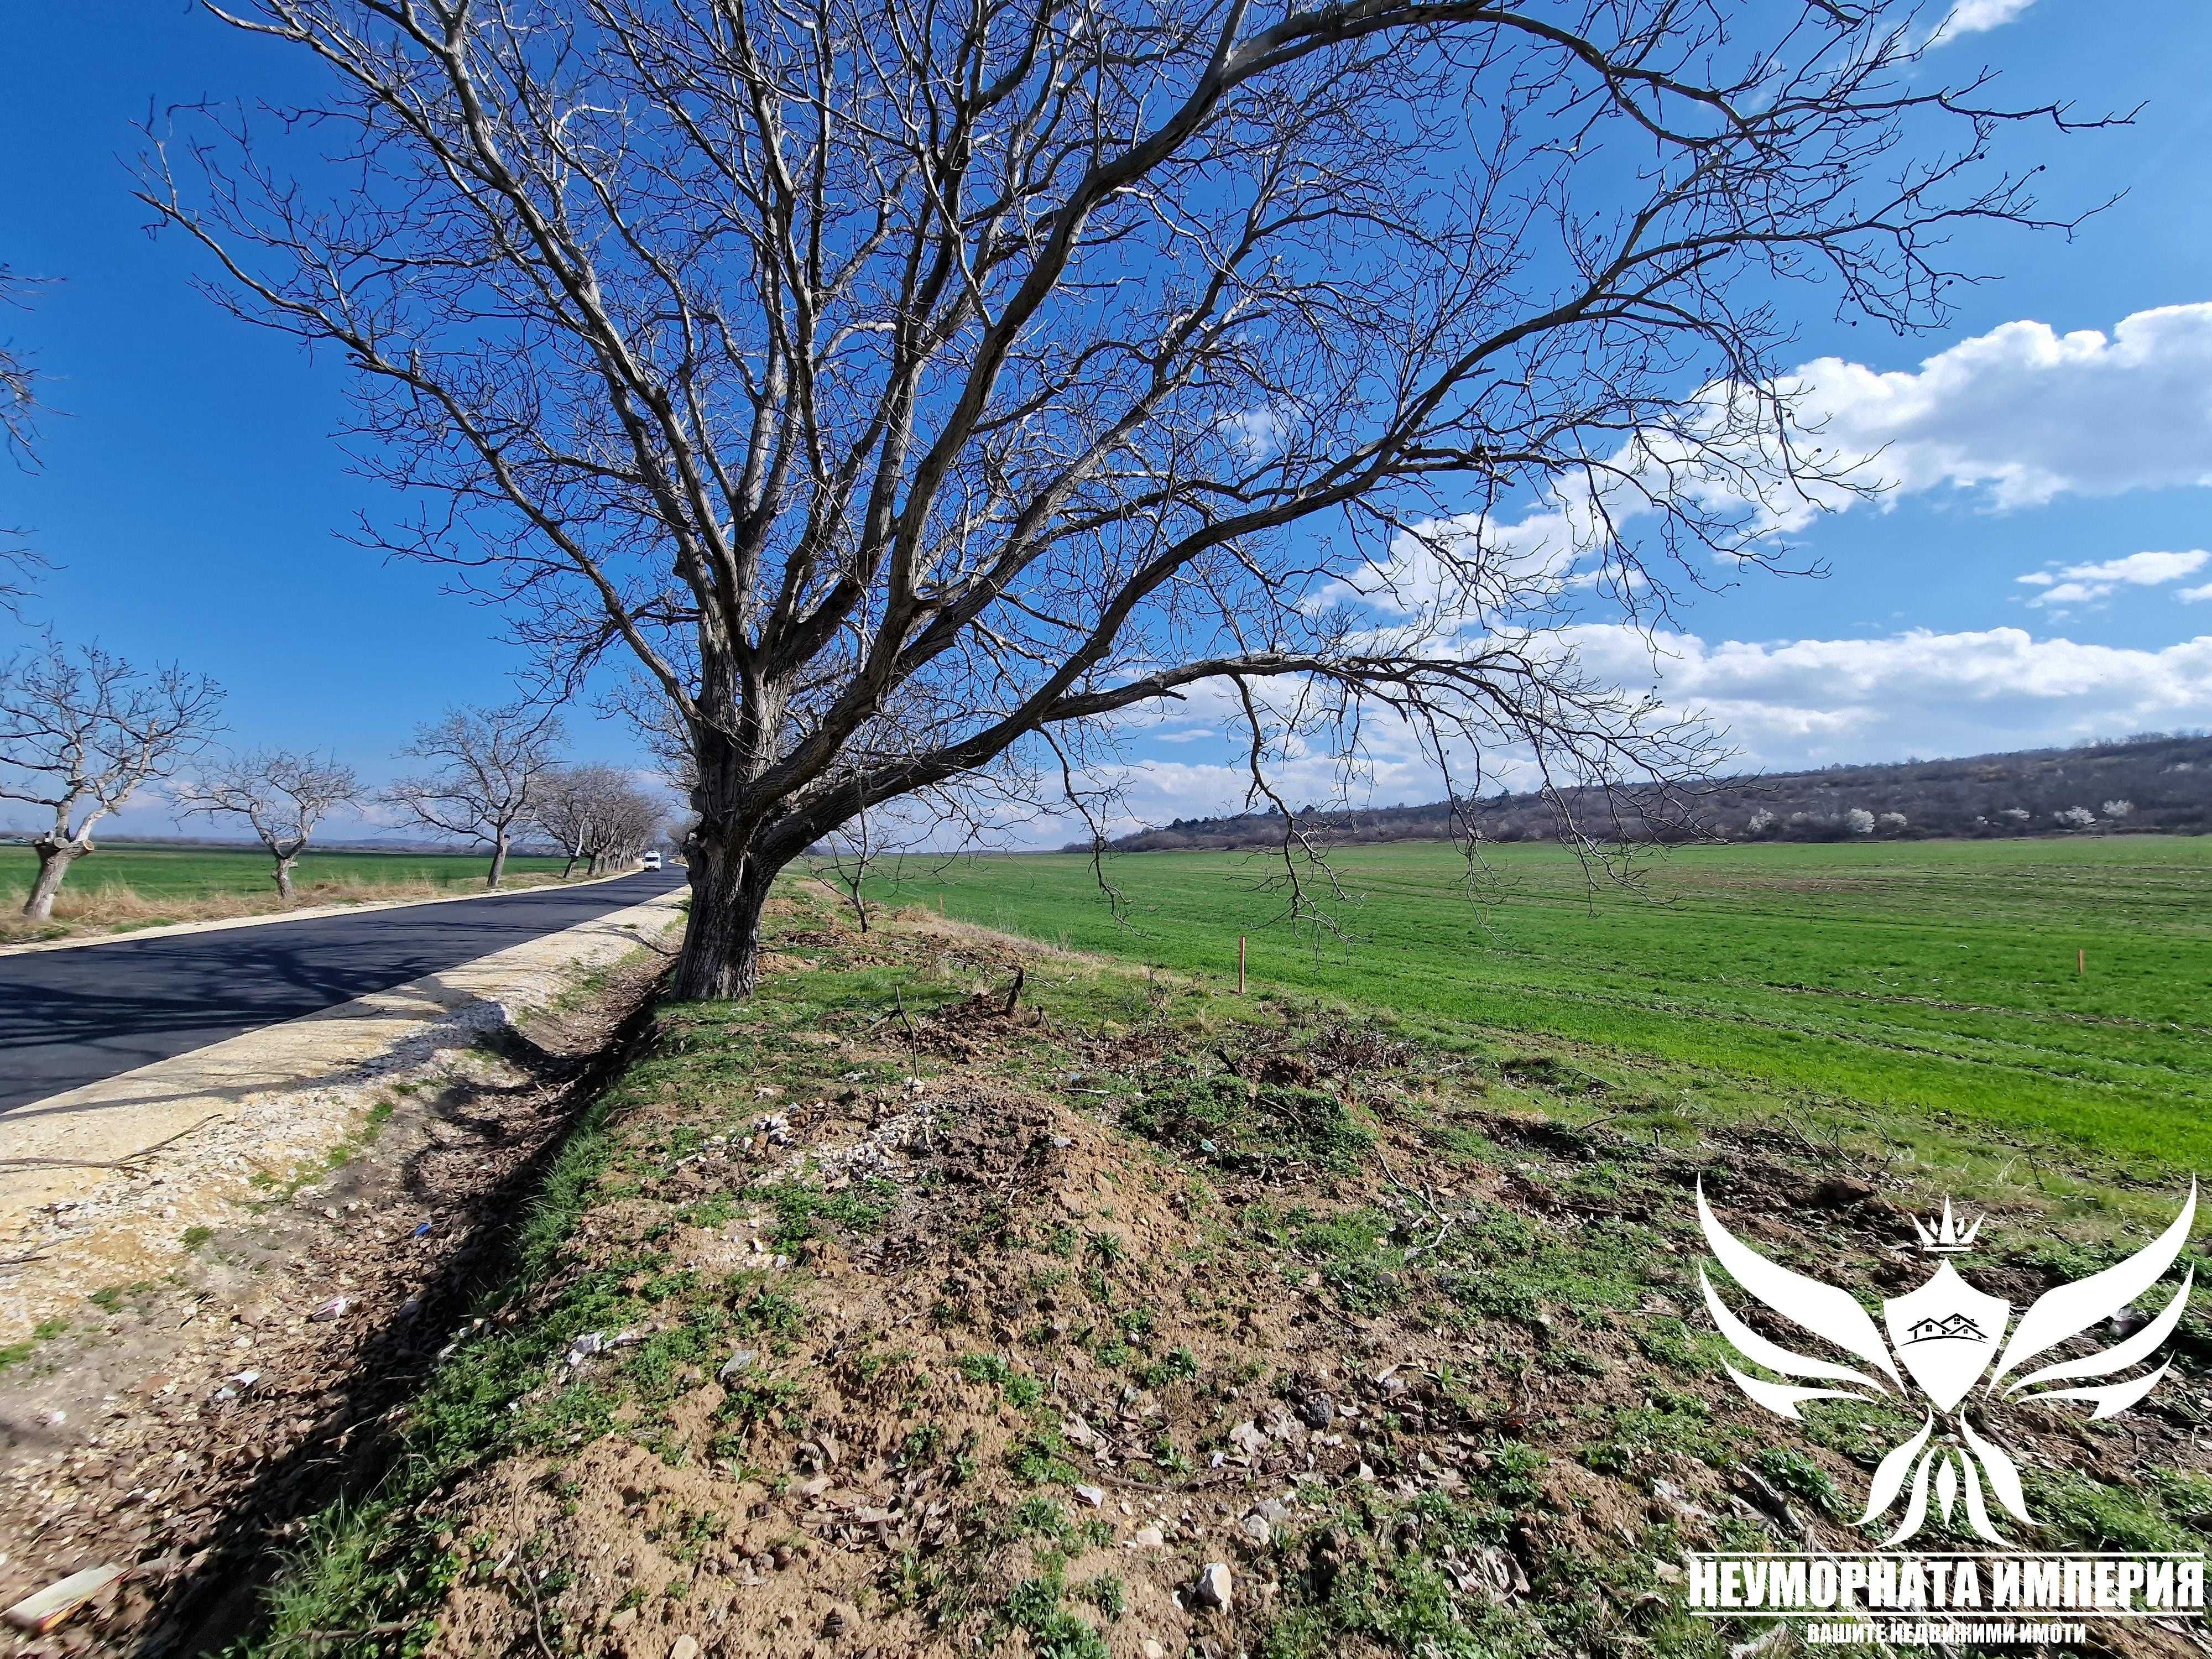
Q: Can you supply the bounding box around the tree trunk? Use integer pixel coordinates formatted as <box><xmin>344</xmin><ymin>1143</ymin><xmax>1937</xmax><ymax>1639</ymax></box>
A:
<box><xmin>561</xmin><ymin>853</ymin><xmax>579</xmax><ymax>878</ymax></box>
<box><xmin>21</xmin><ymin>842</ymin><xmax>76</xmax><ymax>921</ymax></box>
<box><xmin>674</xmin><ymin>830</ymin><xmax>774</xmax><ymax>1000</ymax></box>
<box><xmin>487</xmin><ymin>833</ymin><xmax>509</xmax><ymax>890</ymax></box>
<box><xmin>274</xmin><ymin>856</ymin><xmax>298</xmax><ymax>900</ymax></box>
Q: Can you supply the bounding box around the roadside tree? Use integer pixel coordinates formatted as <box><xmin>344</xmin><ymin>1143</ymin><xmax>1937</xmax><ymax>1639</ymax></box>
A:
<box><xmin>588</xmin><ymin>779</ymin><xmax>666</xmax><ymax>874</ymax></box>
<box><xmin>533</xmin><ymin>764</ymin><xmax>666</xmax><ymax>877</ymax></box>
<box><xmin>533</xmin><ymin>764</ymin><xmax>613</xmax><ymax>879</ymax></box>
<box><xmin>384</xmin><ymin>705</ymin><xmax>563</xmax><ymax>889</ymax></box>
<box><xmin>174</xmin><ymin>749</ymin><xmax>361</xmax><ymax>898</ymax></box>
<box><xmin>0</xmin><ymin>638</ymin><xmax>224</xmax><ymax>919</ymax></box>
<box><xmin>148</xmin><ymin>0</ymin><xmax>2089</xmax><ymax>996</ymax></box>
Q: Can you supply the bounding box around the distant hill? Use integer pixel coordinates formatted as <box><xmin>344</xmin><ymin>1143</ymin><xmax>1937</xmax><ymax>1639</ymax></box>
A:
<box><xmin>1102</xmin><ymin>732</ymin><xmax>2212</xmax><ymax>852</ymax></box>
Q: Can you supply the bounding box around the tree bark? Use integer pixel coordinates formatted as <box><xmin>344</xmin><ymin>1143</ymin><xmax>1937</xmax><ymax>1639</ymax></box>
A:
<box><xmin>274</xmin><ymin>856</ymin><xmax>298</xmax><ymax>900</ymax></box>
<box><xmin>487</xmin><ymin>832</ymin><xmax>509</xmax><ymax>890</ymax></box>
<box><xmin>674</xmin><ymin>828</ymin><xmax>774</xmax><ymax>1000</ymax></box>
<box><xmin>21</xmin><ymin>842</ymin><xmax>76</xmax><ymax>921</ymax></box>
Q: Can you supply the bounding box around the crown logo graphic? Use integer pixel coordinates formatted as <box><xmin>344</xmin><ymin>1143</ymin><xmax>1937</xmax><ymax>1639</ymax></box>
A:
<box><xmin>1911</xmin><ymin>1196</ymin><xmax>1983</xmax><ymax>1254</ymax></box>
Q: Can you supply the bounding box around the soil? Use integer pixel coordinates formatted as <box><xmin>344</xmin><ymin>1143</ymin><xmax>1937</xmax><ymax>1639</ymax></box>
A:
<box><xmin>16</xmin><ymin>901</ymin><xmax>2210</xmax><ymax>1658</ymax></box>
<box><xmin>0</xmin><ymin>947</ymin><xmax>673</xmax><ymax>1656</ymax></box>
<box><xmin>337</xmin><ymin>910</ymin><xmax>2212</xmax><ymax>1659</ymax></box>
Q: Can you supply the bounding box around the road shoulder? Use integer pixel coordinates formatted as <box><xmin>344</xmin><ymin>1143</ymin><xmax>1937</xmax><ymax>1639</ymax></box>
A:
<box><xmin>0</xmin><ymin>887</ymin><xmax>686</xmax><ymax>1341</ymax></box>
<box><xmin>0</xmin><ymin>893</ymin><xmax>684</xmax><ymax>1650</ymax></box>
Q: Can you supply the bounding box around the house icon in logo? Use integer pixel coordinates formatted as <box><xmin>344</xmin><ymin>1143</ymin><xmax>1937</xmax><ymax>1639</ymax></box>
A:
<box><xmin>1901</xmin><ymin>1312</ymin><xmax>1985</xmax><ymax>1345</ymax></box>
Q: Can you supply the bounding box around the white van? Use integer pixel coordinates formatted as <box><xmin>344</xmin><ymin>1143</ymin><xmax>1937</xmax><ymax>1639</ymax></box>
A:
<box><xmin>640</xmin><ymin>851</ymin><xmax>663</xmax><ymax>871</ymax></box>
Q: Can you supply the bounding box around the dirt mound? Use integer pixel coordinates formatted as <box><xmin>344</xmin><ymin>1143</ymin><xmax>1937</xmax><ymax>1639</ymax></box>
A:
<box><xmin>194</xmin><ymin>899</ymin><xmax>2212</xmax><ymax>1657</ymax></box>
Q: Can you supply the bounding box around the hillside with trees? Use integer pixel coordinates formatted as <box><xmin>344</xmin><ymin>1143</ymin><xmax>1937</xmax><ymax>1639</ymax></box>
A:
<box><xmin>1105</xmin><ymin>733</ymin><xmax>2212</xmax><ymax>852</ymax></box>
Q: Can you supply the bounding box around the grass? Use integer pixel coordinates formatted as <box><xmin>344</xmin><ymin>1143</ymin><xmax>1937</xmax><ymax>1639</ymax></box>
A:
<box><xmin>868</xmin><ymin>836</ymin><xmax>2212</xmax><ymax>1174</ymax></box>
<box><xmin>0</xmin><ymin>841</ymin><xmax>571</xmax><ymax>901</ymax></box>
<box><xmin>218</xmin><ymin>847</ymin><xmax>2212</xmax><ymax>1658</ymax></box>
<box><xmin>0</xmin><ymin>842</ymin><xmax>577</xmax><ymax>943</ymax></box>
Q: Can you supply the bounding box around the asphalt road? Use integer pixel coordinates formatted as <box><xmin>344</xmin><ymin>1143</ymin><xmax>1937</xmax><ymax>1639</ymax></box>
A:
<box><xmin>0</xmin><ymin>869</ymin><xmax>688</xmax><ymax>1115</ymax></box>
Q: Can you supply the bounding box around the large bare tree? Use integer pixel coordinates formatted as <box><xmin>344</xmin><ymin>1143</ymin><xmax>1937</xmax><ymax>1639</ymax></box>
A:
<box><xmin>384</xmin><ymin>703</ymin><xmax>564</xmax><ymax>888</ymax></box>
<box><xmin>143</xmin><ymin>0</ymin><xmax>2085</xmax><ymax>996</ymax></box>
<box><xmin>174</xmin><ymin>748</ymin><xmax>362</xmax><ymax>898</ymax></box>
<box><xmin>0</xmin><ymin>638</ymin><xmax>225</xmax><ymax>919</ymax></box>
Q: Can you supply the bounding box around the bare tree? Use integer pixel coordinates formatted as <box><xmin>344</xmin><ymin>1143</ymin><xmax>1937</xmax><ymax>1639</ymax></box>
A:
<box><xmin>533</xmin><ymin>762</ymin><xmax>666</xmax><ymax>875</ymax></box>
<box><xmin>384</xmin><ymin>704</ymin><xmax>564</xmax><ymax>888</ymax></box>
<box><xmin>807</xmin><ymin>809</ymin><xmax>884</xmax><ymax>935</ymax></box>
<box><xmin>174</xmin><ymin>748</ymin><xmax>361</xmax><ymax>898</ymax></box>
<box><xmin>0</xmin><ymin>268</ymin><xmax>54</xmax><ymax>614</ymax></box>
<box><xmin>0</xmin><ymin>267</ymin><xmax>41</xmax><ymax>468</ymax></box>
<box><xmin>144</xmin><ymin>0</ymin><xmax>2091</xmax><ymax>997</ymax></box>
<box><xmin>0</xmin><ymin>638</ymin><xmax>225</xmax><ymax>919</ymax></box>
<box><xmin>531</xmin><ymin>763</ymin><xmax>608</xmax><ymax>878</ymax></box>
<box><xmin>804</xmin><ymin>806</ymin><xmax>952</xmax><ymax>933</ymax></box>
<box><xmin>591</xmin><ymin>777</ymin><xmax>667</xmax><ymax>872</ymax></box>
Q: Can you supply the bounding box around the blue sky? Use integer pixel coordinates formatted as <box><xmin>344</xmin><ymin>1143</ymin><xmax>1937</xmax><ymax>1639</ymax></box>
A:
<box><xmin>3</xmin><ymin>1</ymin><xmax>2210</xmax><ymax>843</ymax></box>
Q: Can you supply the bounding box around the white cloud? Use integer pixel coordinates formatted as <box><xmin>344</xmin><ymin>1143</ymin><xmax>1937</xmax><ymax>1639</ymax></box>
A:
<box><xmin>1569</xmin><ymin>625</ymin><xmax>2212</xmax><ymax>769</ymax></box>
<box><xmin>2016</xmin><ymin>549</ymin><xmax>2210</xmax><ymax>608</ymax></box>
<box><xmin>1781</xmin><ymin>305</ymin><xmax>2212</xmax><ymax>510</ymax></box>
<box><xmin>1357</xmin><ymin>305</ymin><xmax>2212</xmax><ymax>624</ymax></box>
<box><xmin>1929</xmin><ymin>0</ymin><xmax>2037</xmax><ymax>43</ymax></box>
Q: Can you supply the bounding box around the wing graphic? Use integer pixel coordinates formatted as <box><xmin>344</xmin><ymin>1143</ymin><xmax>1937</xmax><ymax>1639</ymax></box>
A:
<box><xmin>1697</xmin><ymin>1179</ymin><xmax>1902</xmax><ymax>1411</ymax></box>
<box><xmin>1990</xmin><ymin>1182</ymin><xmax>2197</xmax><ymax>1401</ymax></box>
<box><xmin>1858</xmin><ymin>1413</ymin><xmax>1934</xmax><ymax>1526</ymax></box>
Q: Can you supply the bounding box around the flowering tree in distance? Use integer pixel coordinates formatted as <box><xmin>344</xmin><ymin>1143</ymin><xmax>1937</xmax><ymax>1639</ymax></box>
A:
<box><xmin>144</xmin><ymin>0</ymin><xmax>2088</xmax><ymax>996</ymax></box>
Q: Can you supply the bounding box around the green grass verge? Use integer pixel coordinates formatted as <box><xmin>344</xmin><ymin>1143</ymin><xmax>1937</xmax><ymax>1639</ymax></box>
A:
<box><xmin>0</xmin><ymin>842</ymin><xmax>568</xmax><ymax>902</ymax></box>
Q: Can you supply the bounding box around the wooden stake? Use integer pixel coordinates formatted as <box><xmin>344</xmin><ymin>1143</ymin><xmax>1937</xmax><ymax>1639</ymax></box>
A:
<box><xmin>1238</xmin><ymin>935</ymin><xmax>1248</xmax><ymax>995</ymax></box>
<box><xmin>2077</xmin><ymin>947</ymin><xmax>2085</xmax><ymax>977</ymax></box>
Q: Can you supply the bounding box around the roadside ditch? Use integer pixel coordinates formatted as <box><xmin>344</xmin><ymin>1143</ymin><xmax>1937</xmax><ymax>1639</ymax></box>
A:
<box><xmin>0</xmin><ymin>940</ymin><xmax>675</xmax><ymax>1656</ymax></box>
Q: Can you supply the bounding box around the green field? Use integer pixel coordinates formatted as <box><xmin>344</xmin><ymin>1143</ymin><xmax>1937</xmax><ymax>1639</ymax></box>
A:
<box><xmin>869</xmin><ymin>836</ymin><xmax>2212</xmax><ymax>1175</ymax></box>
<box><xmin>0</xmin><ymin>841</ymin><xmax>567</xmax><ymax>902</ymax></box>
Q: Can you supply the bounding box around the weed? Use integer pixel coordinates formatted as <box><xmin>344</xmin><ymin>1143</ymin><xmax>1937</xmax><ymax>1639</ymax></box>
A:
<box><xmin>1747</xmin><ymin>1447</ymin><xmax>1846</xmax><ymax>1519</ymax></box>
<box><xmin>2031</xmin><ymin>1472</ymin><xmax>2200</xmax><ymax>1553</ymax></box>
<box><xmin>1074</xmin><ymin>1574</ymin><xmax>1126</xmax><ymax>1618</ymax></box>
<box><xmin>1135</xmin><ymin>1345</ymin><xmax>1200</xmax><ymax>1389</ymax></box>
<box><xmin>1124</xmin><ymin>1074</ymin><xmax>1372</xmax><ymax>1172</ymax></box>
<box><xmin>1007</xmin><ymin>1425</ymin><xmax>1078</xmax><ymax>1486</ymax></box>
<box><xmin>752</xmin><ymin>1176</ymin><xmax>897</xmax><ymax>1250</ymax></box>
